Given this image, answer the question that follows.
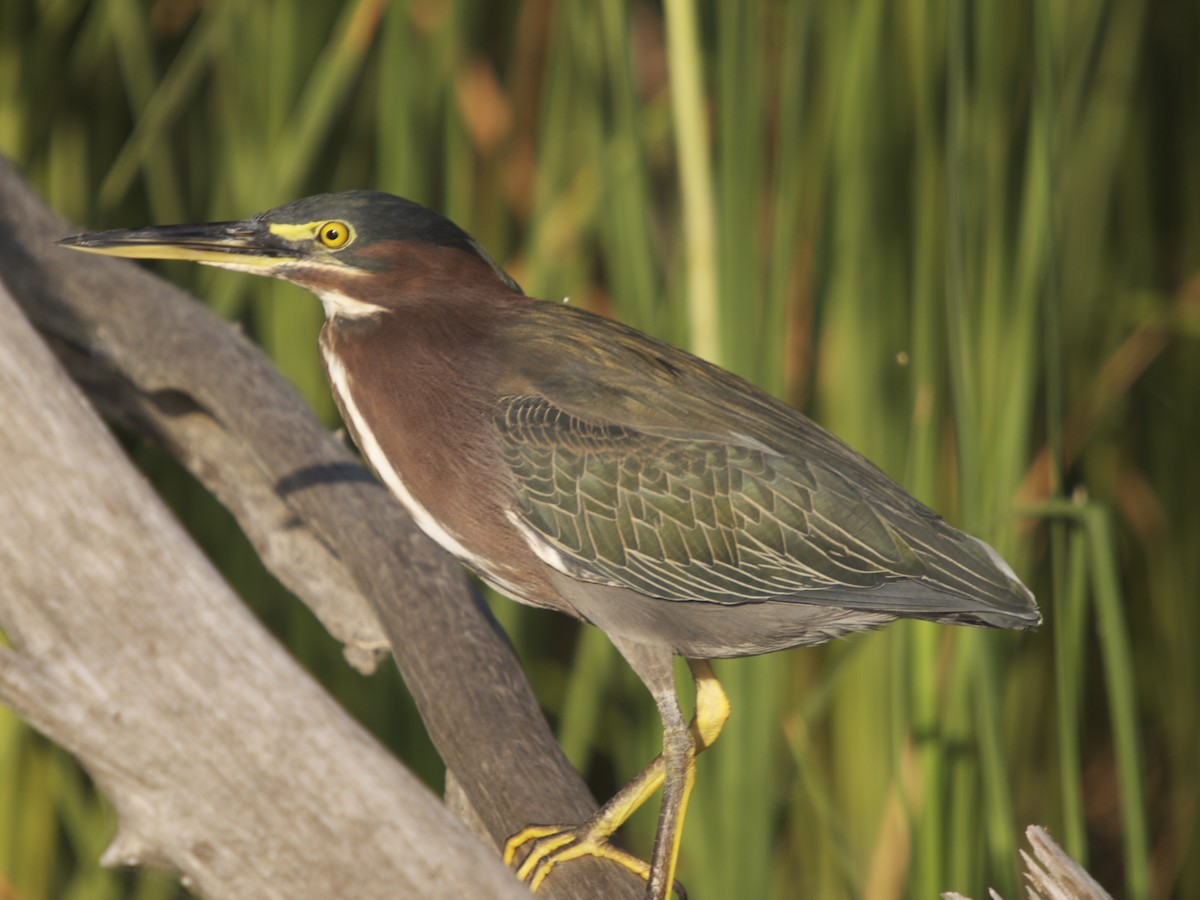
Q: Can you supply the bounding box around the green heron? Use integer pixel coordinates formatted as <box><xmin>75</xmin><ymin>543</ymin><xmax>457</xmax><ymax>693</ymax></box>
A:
<box><xmin>61</xmin><ymin>191</ymin><xmax>1039</xmax><ymax>899</ymax></box>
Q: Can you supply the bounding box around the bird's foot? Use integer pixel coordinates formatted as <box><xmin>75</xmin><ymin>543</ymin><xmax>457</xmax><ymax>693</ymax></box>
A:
<box><xmin>503</xmin><ymin>823</ymin><xmax>686</xmax><ymax>898</ymax></box>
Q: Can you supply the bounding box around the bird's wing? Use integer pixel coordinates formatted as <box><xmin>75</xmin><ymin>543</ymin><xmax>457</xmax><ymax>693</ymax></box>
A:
<box><xmin>497</xmin><ymin>394</ymin><xmax>913</xmax><ymax>603</ymax></box>
<box><xmin>491</xmin><ymin>302</ymin><xmax>1036</xmax><ymax>622</ymax></box>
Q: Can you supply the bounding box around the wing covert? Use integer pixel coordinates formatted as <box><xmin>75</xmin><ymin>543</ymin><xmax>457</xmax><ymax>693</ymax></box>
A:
<box><xmin>496</xmin><ymin>395</ymin><xmax>931</xmax><ymax>606</ymax></box>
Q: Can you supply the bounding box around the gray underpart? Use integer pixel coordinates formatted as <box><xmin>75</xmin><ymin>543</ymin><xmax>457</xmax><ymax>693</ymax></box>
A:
<box><xmin>549</xmin><ymin>571</ymin><xmax>898</xmax><ymax>658</ymax></box>
<box><xmin>549</xmin><ymin>567</ymin><xmax>1038</xmax><ymax>659</ymax></box>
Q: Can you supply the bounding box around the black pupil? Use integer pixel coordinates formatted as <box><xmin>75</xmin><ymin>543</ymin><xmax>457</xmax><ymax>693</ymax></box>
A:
<box><xmin>325</xmin><ymin>226</ymin><xmax>339</xmax><ymax>242</ymax></box>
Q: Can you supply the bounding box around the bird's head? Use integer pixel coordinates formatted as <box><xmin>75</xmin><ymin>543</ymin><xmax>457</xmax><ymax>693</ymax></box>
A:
<box><xmin>58</xmin><ymin>191</ymin><xmax>521</xmax><ymax>317</ymax></box>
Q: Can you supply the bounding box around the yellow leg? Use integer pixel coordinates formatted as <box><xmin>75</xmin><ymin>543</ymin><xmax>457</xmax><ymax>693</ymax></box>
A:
<box><xmin>650</xmin><ymin>658</ymin><xmax>729</xmax><ymax>895</ymax></box>
<box><xmin>503</xmin><ymin>657</ymin><xmax>730</xmax><ymax>894</ymax></box>
<box><xmin>688</xmin><ymin>659</ymin><xmax>732</xmax><ymax>750</ymax></box>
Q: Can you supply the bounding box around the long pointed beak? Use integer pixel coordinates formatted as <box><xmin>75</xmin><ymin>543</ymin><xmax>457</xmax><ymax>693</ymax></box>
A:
<box><xmin>57</xmin><ymin>221</ymin><xmax>297</xmax><ymax>269</ymax></box>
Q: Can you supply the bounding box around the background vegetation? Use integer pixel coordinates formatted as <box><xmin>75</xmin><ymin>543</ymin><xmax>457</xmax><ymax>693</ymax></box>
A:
<box><xmin>2</xmin><ymin>1</ymin><xmax>1197</xmax><ymax>898</ymax></box>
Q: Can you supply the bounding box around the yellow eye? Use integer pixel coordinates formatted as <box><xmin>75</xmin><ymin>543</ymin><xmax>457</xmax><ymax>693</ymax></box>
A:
<box><xmin>318</xmin><ymin>220</ymin><xmax>352</xmax><ymax>249</ymax></box>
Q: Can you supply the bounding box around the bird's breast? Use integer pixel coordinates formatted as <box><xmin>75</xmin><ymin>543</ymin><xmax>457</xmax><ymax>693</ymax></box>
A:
<box><xmin>318</xmin><ymin>318</ymin><xmax>568</xmax><ymax>613</ymax></box>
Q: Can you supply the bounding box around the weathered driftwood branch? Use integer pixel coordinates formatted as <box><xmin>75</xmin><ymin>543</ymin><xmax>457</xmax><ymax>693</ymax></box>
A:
<box><xmin>0</xmin><ymin>276</ymin><xmax>529</xmax><ymax>898</ymax></box>
<box><xmin>941</xmin><ymin>825</ymin><xmax>1114</xmax><ymax>900</ymax></box>
<box><xmin>0</xmin><ymin>158</ymin><xmax>642</xmax><ymax>897</ymax></box>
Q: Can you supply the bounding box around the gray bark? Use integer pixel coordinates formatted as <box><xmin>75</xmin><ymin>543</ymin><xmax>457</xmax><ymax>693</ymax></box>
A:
<box><xmin>941</xmin><ymin>825</ymin><xmax>1114</xmax><ymax>900</ymax></box>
